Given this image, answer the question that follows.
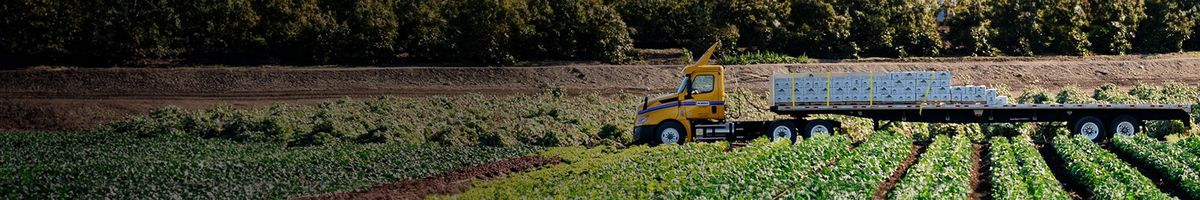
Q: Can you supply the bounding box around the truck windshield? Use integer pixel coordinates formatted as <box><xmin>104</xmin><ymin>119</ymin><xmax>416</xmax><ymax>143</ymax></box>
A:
<box><xmin>676</xmin><ymin>77</ymin><xmax>689</xmax><ymax>94</ymax></box>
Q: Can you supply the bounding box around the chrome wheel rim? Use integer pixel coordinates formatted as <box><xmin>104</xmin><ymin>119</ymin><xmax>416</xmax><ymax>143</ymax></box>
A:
<box><xmin>811</xmin><ymin>125</ymin><xmax>830</xmax><ymax>137</ymax></box>
<box><xmin>1081</xmin><ymin>122</ymin><xmax>1100</xmax><ymax>140</ymax></box>
<box><xmin>772</xmin><ymin>126</ymin><xmax>792</xmax><ymax>141</ymax></box>
<box><xmin>1116</xmin><ymin>122</ymin><xmax>1136</xmax><ymax>137</ymax></box>
<box><xmin>660</xmin><ymin>127</ymin><xmax>680</xmax><ymax>144</ymax></box>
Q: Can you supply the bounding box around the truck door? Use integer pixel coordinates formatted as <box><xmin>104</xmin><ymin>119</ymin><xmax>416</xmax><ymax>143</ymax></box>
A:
<box><xmin>682</xmin><ymin>72</ymin><xmax>726</xmax><ymax>120</ymax></box>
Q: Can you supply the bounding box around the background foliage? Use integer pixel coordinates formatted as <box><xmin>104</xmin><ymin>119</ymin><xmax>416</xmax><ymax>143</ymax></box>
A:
<box><xmin>3</xmin><ymin>0</ymin><xmax>1199</xmax><ymax>67</ymax></box>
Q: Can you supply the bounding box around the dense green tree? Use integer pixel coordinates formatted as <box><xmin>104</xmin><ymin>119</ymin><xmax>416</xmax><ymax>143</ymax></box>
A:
<box><xmin>1136</xmin><ymin>0</ymin><xmax>1195</xmax><ymax>53</ymax></box>
<box><xmin>525</xmin><ymin>0</ymin><xmax>633</xmax><ymax>63</ymax></box>
<box><xmin>944</xmin><ymin>0</ymin><xmax>999</xmax><ymax>56</ymax></box>
<box><xmin>717</xmin><ymin>0</ymin><xmax>791</xmax><ymax>51</ymax></box>
<box><xmin>1042</xmin><ymin>0</ymin><xmax>1091</xmax><ymax>55</ymax></box>
<box><xmin>1089</xmin><ymin>0</ymin><xmax>1145</xmax><ymax>54</ymax></box>
<box><xmin>175</xmin><ymin>0</ymin><xmax>265</xmax><ymax>62</ymax></box>
<box><xmin>608</xmin><ymin>0</ymin><xmax>737</xmax><ymax>54</ymax></box>
<box><xmin>779</xmin><ymin>0</ymin><xmax>854</xmax><ymax>58</ymax></box>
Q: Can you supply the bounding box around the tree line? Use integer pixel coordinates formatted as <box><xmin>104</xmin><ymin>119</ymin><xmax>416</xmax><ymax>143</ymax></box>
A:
<box><xmin>1</xmin><ymin>0</ymin><xmax>1197</xmax><ymax>66</ymax></box>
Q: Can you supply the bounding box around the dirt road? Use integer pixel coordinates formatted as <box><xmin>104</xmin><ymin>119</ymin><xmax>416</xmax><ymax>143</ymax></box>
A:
<box><xmin>4</xmin><ymin>54</ymin><xmax>1200</xmax><ymax>131</ymax></box>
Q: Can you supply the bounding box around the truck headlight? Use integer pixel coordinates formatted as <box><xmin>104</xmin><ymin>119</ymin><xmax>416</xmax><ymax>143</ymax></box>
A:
<box><xmin>636</xmin><ymin>116</ymin><xmax>648</xmax><ymax>126</ymax></box>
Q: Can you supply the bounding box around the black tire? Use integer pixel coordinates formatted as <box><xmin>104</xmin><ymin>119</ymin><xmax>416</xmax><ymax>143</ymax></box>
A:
<box><xmin>767</xmin><ymin>121</ymin><xmax>798</xmax><ymax>143</ymax></box>
<box><xmin>652</xmin><ymin>121</ymin><xmax>685</xmax><ymax>146</ymax></box>
<box><xmin>1110</xmin><ymin>115</ymin><xmax>1141</xmax><ymax>137</ymax></box>
<box><xmin>1071</xmin><ymin>116</ymin><xmax>1105</xmax><ymax>142</ymax></box>
<box><xmin>804</xmin><ymin>120</ymin><xmax>837</xmax><ymax>138</ymax></box>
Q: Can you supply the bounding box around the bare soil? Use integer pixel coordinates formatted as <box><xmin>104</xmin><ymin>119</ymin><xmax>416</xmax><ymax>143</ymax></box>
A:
<box><xmin>969</xmin><ymin>143</ymin><xmax>991</xmax><ymax>200</ymax></box>
<box><xmin>295</xmin><ymin>155</ymin><xmax>561</xmax><ymax>200</ymax></box>
<box><xmin>5</xmin><ymin>55</ymin><xmax>1200</xmax><ymax>131</ymax></box>
<box><xmin>873</xmin><ymin>144</ymin><xmax>928</xmax><ymax>200</ymax></box>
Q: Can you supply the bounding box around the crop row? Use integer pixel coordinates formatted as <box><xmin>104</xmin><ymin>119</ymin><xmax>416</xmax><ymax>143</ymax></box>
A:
<box><xmin>0</xmin><ymin>132</ymin><xmax>537</xmax><ymax>199</ymax></box>
<box><xmin>1053</xmin><ymin>135</ymin><xmax>1171</xmax><ymax>199</ymax></box>
<box><xmin>446</xmin><ymin>135</ymin><xmax>852</xmax><ymax>199</ymax></box>
<box><xmin>989</xmin><ymin>137</ymin><xmax>1070</xmax><ymax>200</ymax></box>
<box><xmin>890</xmin><ymin>135</ymin><xmax>972</xmax><ymax>199</ymax></box>
<box><xmin>1112</xmin><ymin>134</ymin><xmax>1200</xmax><ymax>199</ymax></box>
<box><xmin>1179</xmin><ymin>137</ymin><xmax>1200</xmax><ymax>156</ymax></box>
<box><xmin>784</xmin><ymin>131</ymin><xmax>912</xmax><ymax>199</ymax></box>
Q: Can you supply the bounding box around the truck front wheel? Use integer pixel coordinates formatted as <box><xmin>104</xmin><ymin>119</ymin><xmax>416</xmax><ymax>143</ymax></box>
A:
<box><xmin>653</xmin><ymin>121</ymin><xmax>685</xmax><ymax>145</ymax></box>
<box><xmin>767</xmin><ymin>121</ymin><xmax>798</xmax><ymax>143</ymax></box>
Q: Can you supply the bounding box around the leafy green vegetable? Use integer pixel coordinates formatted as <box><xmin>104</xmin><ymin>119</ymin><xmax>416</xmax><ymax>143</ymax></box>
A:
<box><xmin>784</xmin><ymin>131</ymin><xmax>912</xmax><ymax>199</ymax></box>
<box><xmin>990</xmin><ymin>137</ymin><xmax>1070</xmax><ymax>200</ymax></box>
<box><xmin>1113</xmin><ymin>134</ymin><xmax>1200</xmax><ymax>199</ymax></box>
<box><xmin>447</xmin><ymin>135</ymin><xmax>853</xmax><ymax>199</ymax></box>
<box><xmin>890</xmin><ymin>135</ymin><xmax>972</xmax><ymax>199</ymax></box>
<box><xmin>1053</xmin><ymin>135</ymin><xmax>1173</xmax><ymax>199</ymax></box>
<box><xmin>0</xmin><ymin>131</ymin><xmax>536</xmax><ymax>199</ymax></box>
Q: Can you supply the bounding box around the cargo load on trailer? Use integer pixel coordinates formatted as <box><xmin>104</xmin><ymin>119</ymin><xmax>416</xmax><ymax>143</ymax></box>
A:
<box><xmin>771</xmin><ymin>71</ymin><xmax>1007</xmax><ymax>105</ymax></box>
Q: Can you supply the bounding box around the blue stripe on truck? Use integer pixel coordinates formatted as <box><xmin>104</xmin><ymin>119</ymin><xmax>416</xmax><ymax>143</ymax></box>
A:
<box><xmin>637</xmin><ymin>100</ymin><xmax>725</xmax><ymax>115</ymax></box>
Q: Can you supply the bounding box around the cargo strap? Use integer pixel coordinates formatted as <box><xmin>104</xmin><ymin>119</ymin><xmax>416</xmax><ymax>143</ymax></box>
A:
<box><xmin>868</xmin><ymin>71</ymin><xmax>874</xmax><ymax>106</ymax></box>
<box><xmin>919</xmin><ymin>73</ymin><xmax>934</xmax><ymax>115</ymax></box>
<box><xmin>790</xmin><ymin>74</ymin><xmax>797</xmax><ymax>107</ymax></box>
<box><xmin>825</xmin><ymin>72</ymin><xmax>832</xmax><ymax>106</ymax></box>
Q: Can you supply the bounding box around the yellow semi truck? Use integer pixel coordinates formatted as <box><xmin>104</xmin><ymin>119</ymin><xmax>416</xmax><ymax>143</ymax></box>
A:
<box><xmin>632</xmin><ymin>43</ymin><xmax>1193</xmax><ymax>145</ymax></box>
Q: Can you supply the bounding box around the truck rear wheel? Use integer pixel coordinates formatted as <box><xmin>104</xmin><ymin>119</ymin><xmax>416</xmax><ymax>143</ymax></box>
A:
<box><xmin>767</xmin><ymin>121</ymin><xmax>798</xmax><ymax>143</ymax></box>
<box><xmin>804</xmin><ymin>120</ymin><xmax>836</xmax><ymax>138</ymax></box>
<box><xmin>1071</xmin><ymin>116</ymin><xmax>1105</xmax><ymax>142</ymax></box>
<box><xmin>1110</xmin><ymin>115</ymin><xmax>1140</xmax><ymax>137</ymax></box>
<box><xmin>653</xmin><ymin>121</ymin><xmax>685</xmax><ymax>145</ymax></box>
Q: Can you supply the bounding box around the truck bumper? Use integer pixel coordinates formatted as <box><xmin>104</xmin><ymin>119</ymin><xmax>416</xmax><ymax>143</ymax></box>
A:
<box><xmin>632</xmin><ymin>125</ymin><xmax>655</xmax><ymax>144</ymax></box>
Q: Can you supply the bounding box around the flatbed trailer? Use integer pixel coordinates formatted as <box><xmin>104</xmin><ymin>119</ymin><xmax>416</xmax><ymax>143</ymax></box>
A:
<box><xmin>630</xmin><ymin>43</ymin><xmax>1194</xmax><ymax>145</ymax></box>
<box><xmin>765</xmin><ymin>103</ymin><xmax>1192</xmax><ymax>141</ymax></box>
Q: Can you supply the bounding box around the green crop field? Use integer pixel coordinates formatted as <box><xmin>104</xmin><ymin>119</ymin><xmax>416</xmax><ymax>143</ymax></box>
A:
<box><xmin>0</xmin><ymin>132</ymin><xmax>537</xmax><ymax>199</ymax></box>
<box><xmin>7</xmin><ymin>83</ymin><xmax>1200</xmax><ymax>198</ymax></box>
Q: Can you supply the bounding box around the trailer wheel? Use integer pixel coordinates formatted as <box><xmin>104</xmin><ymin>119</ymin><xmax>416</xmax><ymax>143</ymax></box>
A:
<box><xmin>767</xmin><ymin>121</ymin><xmax>798</xmax><ymax>143</ymax></box>
<box><xmin>653</xmin><ymin>121</ymin><xmax>685</xmax><ymax>145</ymax></box>
<box><xmin>804</xmin><ymin>120</ymin><xmax>836</xmax><ymax>138</ymax></box>
<box><xmin>1071</xmin><ymin>116</ymin><xmax>1105</xmax><ymax>142</ymax></box>
<box><xmin>1111</xmin><ymin>115</ymin><xmax>1140</xmax><ymax>137</ymax></box>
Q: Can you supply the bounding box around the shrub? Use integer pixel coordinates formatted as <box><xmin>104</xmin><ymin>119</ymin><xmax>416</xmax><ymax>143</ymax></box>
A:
<box><xmin>1092</xmin><ymin>83</ymin><xmax>1141</xmax><ymax>104</ymax></box>
<box><xmin>100</xmin><ymin>93</ymin><xmax>637</xmax><ymax>147</ymax></box>
<box><xmin>718</xmin><ymin>51</ymin><xmax>811</xmax><ymax>65</ymax></box>
<box><xmin>1016</xmin><ymin>87</ymin><xmax>1052</xmax><ymax>104</ymax></box>
<box><xmin>1055</xmin><ymin>86</ymin><xmax>1096</xmax><ymax>104</ymax></box>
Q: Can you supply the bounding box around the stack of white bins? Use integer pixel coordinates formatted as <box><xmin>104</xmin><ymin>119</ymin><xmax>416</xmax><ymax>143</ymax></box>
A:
<box><xmin>772</xmin><ymin>71</ymin><xmax>1008</xmax><ymax>105</ymax></box>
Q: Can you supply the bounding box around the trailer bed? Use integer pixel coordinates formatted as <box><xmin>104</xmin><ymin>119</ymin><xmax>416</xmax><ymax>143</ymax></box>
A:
<box><xmin>771</xmin><ymin>103</ymin><xmax>1193</xmax><ymax>126</ymax></box>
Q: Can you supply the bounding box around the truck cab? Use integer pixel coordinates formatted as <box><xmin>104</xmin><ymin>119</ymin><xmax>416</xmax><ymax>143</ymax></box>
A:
<box><xmin>632</xmin><ymin>43</ymin><xmax>825</xmax><ymax>145</ymax></box>
<box><xmin>632</xmin><ymin>61</ymin><xmax>728</xmax><ymax>144</ymax></box>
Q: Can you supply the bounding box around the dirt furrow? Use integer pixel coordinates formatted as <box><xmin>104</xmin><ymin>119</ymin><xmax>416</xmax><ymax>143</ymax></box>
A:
<box><xmin>969</xmin><ymin>143</ymin><xmax>991</xmax><ymax>200</ymax></box>
<box><xmin>872</xmin><ymin>143</ymin><xmax>928</xmax><ymax>200</ymax></box>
